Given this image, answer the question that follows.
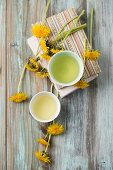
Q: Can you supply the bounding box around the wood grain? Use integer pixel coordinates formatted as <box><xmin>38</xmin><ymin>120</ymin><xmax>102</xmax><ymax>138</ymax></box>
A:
<box><xmin>0</xmin><ymin>0</ymin><xmax>113</xmax><ymax>170</ymax></box>
<box><xmin>6</xmin><ymin>0</ymin><xmax>47</xmax><ymax>170</ymax></box>
<box><xmin>86</xmin><ymin>0</ymin><xmax>113</xmax><ymax>169</ymax></box>
<box><xmin>0</xmin><ymin>0</ymin><xmax>7</xmax><ymax>170</ymax></box>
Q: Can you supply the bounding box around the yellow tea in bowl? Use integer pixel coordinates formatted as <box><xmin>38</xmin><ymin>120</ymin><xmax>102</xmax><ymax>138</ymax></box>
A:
<box><xmin>29</xmin><ymin>92</ymin><xmax>60</xmax><ymax>122</ymax></box>
<box><xmin>31</xmin><ymin>95</ymin><xmax>56</xmax><ymax>120</ymax></box>
<box><xmin>48</xmin><ymin>51</ymin><xmax>84</xmax><ymax>86</ymax></box>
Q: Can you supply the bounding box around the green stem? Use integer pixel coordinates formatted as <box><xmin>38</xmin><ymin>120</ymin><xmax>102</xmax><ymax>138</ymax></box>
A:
<box><xmin>90</xmin><ymin>8</ymin><xmax>94</xmax><ymax>49</ymax></box>
<box><xmin>18</xmin><ymin>50</ymin><xmax>40</xmax><ymax>93</ymax></box>
<box><xmin>60</xmin><ymin>10</ymin><xmax>85</xmax><ymax>46</ymax></box>
<box><xmin>51</xmin><ymin>23</ymin><xmax>87</xmax><ymax>44</ymax></box>
<box><xmin>74</xmin><ymin>9</ymin><xmax>85</xmax><ymax>25</ymax></box>
<box><xmin>44</xmin><ymin>133</ymin><xmax>49</xmax><ymax>139</ymax></box>
<box><xmin>83</xmin><ymin>38</ymin><xmax>87</xmax><ymax>62</ymax></box>
<box><xmin>41</xmin><ymin>67</ymin><xmax>44</xmax><ymax>72</ymax></box>
<box><xmin>58</xmin><ymin>16</ymin><xmax>78</xmax><ymax>35</ymax></box>
<box><xmin>45</xmin><ymin>134</ymin><xmax>51</xmax><ymax>153</ymax></box>
<box><xmin>50</xmin><ymin>83</ymin><xmax>54</xmax><ymax>93</ymax></box>
<box><xmin>60</xmin><ymin>29</ymin><xmax>71</xmax><ymax>45</ymax></box>
<box><xmin>84</xmin><ymin>38</ymin><xmax>87</xmax><ymax>51</ymax></box>
<box><xmin>55</xmin><ymin>89</ymin><xmax>59</xmax><ymax>98</ymax></box>
<box><xmin>57</xmin><ymin>9</ymin><xmax>85</xmax><ymax>36</ymax></box>
<box><xmin>17</xmin><ymin>64</ymin><xmax>27</xmax><ymax>93</ymax></box>
<box><xmin>43</xmin><ymin>0</ymin><xmax>52</xmax><ymax>24</ymax></box>
<box><xmin>19</xmin><ymin>53</ymin><xmax>39</xmax><ymax>93</ymax></box>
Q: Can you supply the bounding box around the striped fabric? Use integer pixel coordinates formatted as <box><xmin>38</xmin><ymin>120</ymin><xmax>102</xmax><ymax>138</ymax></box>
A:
<box><xmin>27</xmin><ymin>8</ymin><xmax>101</xmax><ymax>98</ymax></box>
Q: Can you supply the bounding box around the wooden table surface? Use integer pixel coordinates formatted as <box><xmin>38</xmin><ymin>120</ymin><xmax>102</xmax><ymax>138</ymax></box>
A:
<box><xmin>0</xmin><ymin>0</ymin><xmax>113</xmax><ymax>170</ymax></box>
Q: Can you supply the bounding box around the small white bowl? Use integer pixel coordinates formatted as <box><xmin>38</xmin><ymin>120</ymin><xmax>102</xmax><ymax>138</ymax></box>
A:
<box><xmin>29</xmin><ymin>91</ymin><xmax>61</xmax><ymax>123</ymax></box>
<box><xmin>48</xmin><ymin>50</ymin><xmax>84</xmax><ymax>86</ymax></box>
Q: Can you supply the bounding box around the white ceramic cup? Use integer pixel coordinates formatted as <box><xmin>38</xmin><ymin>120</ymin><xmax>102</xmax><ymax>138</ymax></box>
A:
<box><xmin>48</xmin><ymin>50</ymin><xmax>84</xmax><ymax>86</ymax></box>
<box><xmin>29</xmin><ymin>91</ymin><xmax>61</xmax><ymax>123</ymax></box>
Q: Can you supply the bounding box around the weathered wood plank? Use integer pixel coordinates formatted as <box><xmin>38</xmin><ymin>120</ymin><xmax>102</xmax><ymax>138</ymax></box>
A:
<box><xmin>0</xmin><ymin>0</ymin><xmax>7</xmax><ymax>170</ymax></box>
<box><xmin>6</xmin><ymin>0</ymin><xmax>47</xmax><ymax>170</ymax></box>
<box><xmin>48</xmin><ymin>1</ymin><xmax>89</xmax><ymax>170</ymax></box>
<box><xmin>86</xmin><ymin>0</ymin><xmax>113</xmax><ymax>169</ymax></box>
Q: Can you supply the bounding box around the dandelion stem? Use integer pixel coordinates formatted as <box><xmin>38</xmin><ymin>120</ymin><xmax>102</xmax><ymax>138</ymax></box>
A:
<box><xmin>83</xmin><ymin>38</ymin><xmax>87</xmax><ymax>62</ymax></box>
<box><xmin>17</xmin><ymin>64</ymin><xmax>27</xmax><ymax>93</ymax></box>
<box><xmin>60</xmin><ymin>10</ymin><xmax>85</xmax><ymax>46</ymax></box>
<box><xmin>40</xmin><ymin>67</ymin><xmax>46</xmax><ymax>72</ymax></box>
<box><xmin>90</xmin><ymin>8</ymin><xmax>94</xmax><ymax>49</ymax></box>
<box><xmin>84</xmin><ymin>38</ymin><xmax>87</xmax><ymax>51</ymax></box>
<box><xmin>43</xmin><ymin>0</ymin><xmax>52</xmax><ymax>24</ymax></box>
<box><xmin>50</xmin><ymin>82</ymin><xmax>58</xmax><ymax>97</ymax></box>
<box><xmin>45</xmin><ymin>134</ymin><xmax>51</xmax><ymax>153</ymax></box>
<box><xmin>55</xmin><ymin>90</ymin><xmax>59</xmax><ymax>98</ymax></box>
<box><xmin>44</xmin><ymin>133</ymin><xmax>49</xmax><ymax>139</ymax></box>
<box><xmin>58</xmin><ymin>16</ymin><xmax>78</xmax><ymax>35</ymax></box>
<box><xmin>74</xmin><ymin>9</ymin><xmax>85</xmax><ymax>25</ymax></box>
<box><xmin>50</xmin><ymin>83</ymin><xmax>54</xmax><ymax>93</ymax></box>
<box><xmin>57</xmin><ymin>9</ymin><xmax>85</xmax><ymax>36</ymax></box>
<box><xmin>51</xmin><ymin>24</ymin><xmax>87</xmax><ymax>44</ymax></box>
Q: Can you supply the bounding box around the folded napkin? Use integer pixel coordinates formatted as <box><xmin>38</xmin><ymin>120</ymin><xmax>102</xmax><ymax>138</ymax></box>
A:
<box><xmin>27</xmin><ymin>8</ymin><xmax>101</xmax><ymax>98</ymax></box>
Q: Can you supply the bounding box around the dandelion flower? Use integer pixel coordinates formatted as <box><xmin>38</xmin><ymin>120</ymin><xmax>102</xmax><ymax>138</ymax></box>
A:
<box><xmin>37</xmin><ymin>138</ymin><xmax>48</xmax><ymax>146</ymax></box>
<box><xmin>74</xmin><ymin>80</ymin><xmax>89</xmax><ymax>89</ymax></box>
<box><xmin>35</xmin><ymin>151</ymin><xmax>51</xmax><ymax>164</ymax></box>
<box><xmin>47</xmin><ymin>123</ymin><xmax>64</xmax><ymax>135</ymax></box>
<box><xmin>41</xmin><ymin>54</ymin><xmax>51</xmax><ymax>61</ymax></box>
<box><xmin>32</xmin><ymin>23</ymin><xmax>50</xmax><ymax>38</ymax></box>
<box><xmin>36</xmin><ymin>71</ymin><xmax>49</xmax><ymax>78</ymax></box>
<box><xmin>9</xmin><ymin>92</ymin><xmax>28</xmax><ymax>103</ymax></box>
<box><xmin>26</xmin><ymin>58</ymin><xmax>39</xmax><ymax>72</ymax></box>
<box><xmin>40</xmin><ymin>38</ymin><xmax>49</xmax><ymax>53</ymax></box>
<box><xmin>50</xmin><ymin>49</ymin><xmax>62</xmax><ymax>54</ymax></box>
<box><xmin>83</xmin><ymin>49</ymin><xmax>100</xmax><ymax>60</ymax></box>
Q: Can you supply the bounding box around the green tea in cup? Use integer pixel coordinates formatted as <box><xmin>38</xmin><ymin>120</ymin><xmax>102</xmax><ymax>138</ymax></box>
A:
<box><xmin>48</xmin><ymin>51</ymin><xmax>84</xmax><ymax>86</ymax></box>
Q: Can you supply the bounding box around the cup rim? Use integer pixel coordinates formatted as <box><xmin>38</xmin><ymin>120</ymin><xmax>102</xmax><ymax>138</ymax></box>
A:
<box><xmin>48</xmin><ymin>50</ymin><xmax>84</xmax><ymax>86</ymax></box>
<box><xmin>29</xmin><ymin>91</ymin><xmax>61</xmax><ymax>123</ymax></box>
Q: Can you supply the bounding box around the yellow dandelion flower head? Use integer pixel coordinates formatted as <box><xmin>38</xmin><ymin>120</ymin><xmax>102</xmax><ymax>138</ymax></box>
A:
<box><xmin>74</xmin><ymin>80</ymin><xmax>89</xmax><ymax>89</ymax></box>
<box><xmin>9</xmin><ymin>92</ymin><xmax>28</xmax><ymax>103</ymax></box>
<box><xmin>37</xmin><ymin>138</ymin><xmax>48</xmax><ymax>146</ymax></box>
<box><xmin>36</xmin><ymin>71</ymin><xmax>49</xmax><ymax>79</ymax></box>
<box><xmin>50</xmin><ymin>48</ymin><xmax>62</xmax><ymax>54</ymax></box>
<box><xmin>40</xmin><ymin>38</ymin><xmax>49</xmax><ymax>53</ymax></box>
<box><xmin>35</xmin><ymin>151</ymin><xmax>51</xmax><ymax>164</ymax></box>
<box><xmin>26</xmin><ymin>58</ymin><xmax>39</xmax><ymax>72</ymax></box>
<box><xmin>47</xmin><ymin>123</ymin><xmax>64</xmax><ymax>135</ymax></box>
<box><xmin>41</xmin><ymin>54</ymin><xmax>51</xmax><ymax>61</ymax></box>
<box><xmin>83</xmin><ymin>49</ymin><xmax>100</xmax><ymax>60</ymax></box>
<box><xmin>32</xmin><ymin>23</ymin><xmax>50</xmax><ymax>38</ymax></box>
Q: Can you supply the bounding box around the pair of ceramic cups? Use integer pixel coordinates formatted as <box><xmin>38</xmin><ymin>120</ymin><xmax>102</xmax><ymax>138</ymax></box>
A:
<box><xmin>29</xmin><ymin>51</ymin><xmax>84</xmax><ymax>123</ymax></box>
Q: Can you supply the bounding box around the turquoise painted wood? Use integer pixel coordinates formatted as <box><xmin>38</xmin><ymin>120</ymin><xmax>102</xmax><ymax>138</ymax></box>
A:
<box><xmin>0</xmin><ymin>0</ymin><xmax>113</xmax><ymax>169</ymax></box>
